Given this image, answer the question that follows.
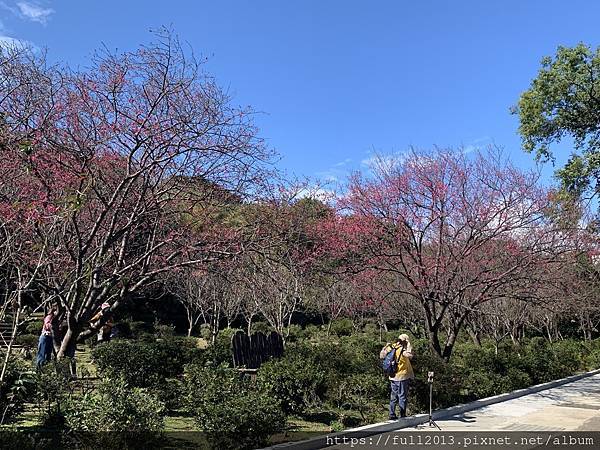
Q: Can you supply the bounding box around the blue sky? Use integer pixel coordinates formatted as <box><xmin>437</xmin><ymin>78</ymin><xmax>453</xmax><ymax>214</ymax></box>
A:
<box><xmin>2</xmin><ymin>0</ymin><xmax>600</xmax><ymax>187</ymax></box>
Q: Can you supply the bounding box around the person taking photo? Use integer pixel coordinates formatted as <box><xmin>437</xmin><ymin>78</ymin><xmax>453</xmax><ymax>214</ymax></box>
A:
<box><xmin>380</xmin><ymin>333</ymin><xmax>414</xmax><ymax>420</ymax></box>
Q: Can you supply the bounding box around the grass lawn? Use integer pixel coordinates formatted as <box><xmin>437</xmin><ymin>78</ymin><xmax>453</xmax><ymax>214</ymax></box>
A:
<box><xmin>73</xmin><ymin>343</ymin><xmax>97</xmax><ymax>377</ymax></box>
<box><xmin>165</xmin><ymin>412</ymin><xmax>197</xmax><ymax>431</ymax></box>
<box><xmin>269</xmin><ymin>418</ymin><xmax>332</xmax><ymax>444</ymax></box>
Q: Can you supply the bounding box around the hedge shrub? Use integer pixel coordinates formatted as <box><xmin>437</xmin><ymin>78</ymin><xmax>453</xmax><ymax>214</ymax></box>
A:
<box><xmin>184</xmin><ymin>365</ymin><xmax>285</xmax><ymax>450</ymax></box>
<box><xmin>200</xmin><ymin>328</ymin><xmax>240</xmax><ymax>367</ymax></box>
<box><xmin>92</xmin><ymin>337</ymin><xmax>203</xmax><ymax>387</ymax></box>
<box><xmin>65</xmin><ymin>377</ymin><xmax>165</xmax><ymax>432</ymax></box>
<box><xmin>329</xmin><ymin>318</ymin><xmax>354</xmax><ymax>337</ymax></box>
<box><xmin>0</xmin><ymin>354</ymin><xmax>35</xmax><ymax>424</ymax></box>
<box><xmin>64</xmin><ymin>377</ymin><xmax>164</xmax><ymax>449</ymax></box>
<box><xmin>258</xmin><ymin>353</ymin><xmax>326</xmax><ymax>414</ymax></box>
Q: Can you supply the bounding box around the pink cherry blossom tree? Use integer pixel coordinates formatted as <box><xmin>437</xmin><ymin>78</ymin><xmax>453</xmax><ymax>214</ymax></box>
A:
<box><xmin>0</xmin><ymin>30</ymin><xmax>271</xmax><ymax>358</ymax></box>
<box><xmin>319</xmin><ymin>147</ymin><xmax>583</xmax><ymax>360</ymax></box>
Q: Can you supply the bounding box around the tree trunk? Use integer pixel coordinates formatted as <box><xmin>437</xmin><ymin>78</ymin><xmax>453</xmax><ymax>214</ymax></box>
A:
<box><xmin>441</xmin><ymin>325</ymin><xmax>462</xmax><ymax>362</ymax></box>
<box><xmin>442</xmin><ymin>340</ymin><xmax>456</xmax><ymax>362</ymax></box>
<box><xmin>545</xmin><ymin>324</ymin><xmax>553</xmax><ymax>343</ymax></box>
<box><xmin>186</xmin><ymin>307</ymin><xmax>194</xmax><ymax>337</ymax></box>
<box><xmin>426</xmin><ymin>324</ymin><xmax>443</xmax><ymax>359</ymax></box>
<box><xmin>57</xmin><ymin>328</ymin><xmax>77</xmax><ymax>359</ymax></box>
<box><xmin>210</xmin><ymin>304</ymin><xmax>221</xmax><ymax>345</ymax></box>
<box><xmin>510</xmin><ymin>332</ymin><xmax>519</xmax><ymax>345</ymax></box>
<box><xmin>246</xmin><ymin>314</ymin><xmax>254</xmax><ymax>336</ymax></box>
<box><xmin>469</xmin><ymin>328</ymin><xmax>481</xmax><ymax>346</ymax></box>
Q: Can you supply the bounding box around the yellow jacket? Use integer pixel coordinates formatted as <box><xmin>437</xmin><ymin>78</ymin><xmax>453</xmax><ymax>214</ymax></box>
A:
<box><xmin>380</xmin><ymin>342</ymin><xmax>414</xmax><ymax>381</ymax></box>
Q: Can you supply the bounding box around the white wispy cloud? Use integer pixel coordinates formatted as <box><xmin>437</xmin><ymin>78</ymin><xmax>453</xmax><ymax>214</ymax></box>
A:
<box><xmin>296</xmin><ymin>186</ymin><xmax>335</xmax><ymax>202</ymax></box>
<box><xmin>0</xmin><ymin>1</ymin><xmax>16</xmax><ymax>15</ymax></box>
<box><xmin>16</xmin><ymin>1</ymin><xmax>54</xmax><ymax>25</ymax></box>
<box><xmin>333</xmin><ymin>158</ymin><xmax>352</xmax><ymax>168</ymax></box>
<box><xmin>315</xmin><ymin>173</ymin><xmax>339</xmax><ymax>183</ymax></box>
<box><xmin>361</xmin><ymin>151</ymin><xmax>407</xmax><ymax>171</ymax></box>
<box><xmin>316</xmin><ymin>158</ymin><xmax>353</xmax><ymax>183</ymax></box>
<box><xmin>461</xmin><ymin>136</ymin><xmax>493</xmax><ymax>154</ymax></box>
<box><xmin>0</xmin><ymin>35</ymin><xmax>17</xmax><ymax>46</ymax></box>
<box><xmin>0</xmin><ymin>14</ymin><xmax>37</xmax><ymax>50</ymax></box>
<box><xmin>0</xmin><ymin>13</ymin><xmax>19</xmax><ymax>47</ymax></box>
<box><xmin>0</xmin><ymin>34</ymin><xmax>32</xmax><ymax>49</ymax></box>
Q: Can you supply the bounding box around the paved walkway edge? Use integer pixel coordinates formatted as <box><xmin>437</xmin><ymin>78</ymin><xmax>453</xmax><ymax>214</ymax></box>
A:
<box><xmin>262</xmin><ymin>368</ymin><xmax>600</xmax><ymax>450</ymax></box>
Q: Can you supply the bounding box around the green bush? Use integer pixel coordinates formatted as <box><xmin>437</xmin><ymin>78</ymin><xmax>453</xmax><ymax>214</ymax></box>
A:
<box><xmin>292</xmin><ymin>335</ymin><xmax>381</xmax><ymax>379</ymax></box>
<box><xmin>584</xmin><ymin>340</ymin><xmax>600</xmax><ymax>370</ymax></box>
<box><xmin>453</xmin><ymin>343</ymin><xmax>509</xmax><ymax>399</ymax></box>
<box><xmin>332</xmin><ymin>372</ymin><xmax>387</xmax><ymax>421</ymax></box>
<box><xmin>128</xmin><ymin>321</ymin><xmax>155</xmax><ymax>339</ymax></box>
<box><xmin>462</xmin><ymin>370</ymin><xmax>503</xmax><ymax>399</ymax></box>
<box><xmin>152</xmin><ymin>378</ymin><xmax>184</xmax><ymax>412</ymax></box>
<box><xmin>290</xmin><ymin>324</ymin><xmax>328</xmax><ymax>343</ymax></box>
<box><xmin>515</xmin><ymin>338</ymin><xmax>562</xmax><ymax>384</ymax></box>
<box><xmin>33</xmin><ymin>359</ymin><xmax>76</xmax><ymax>429</ymax></box>
<box><xmin>155</xmin><ymin>324</ymin><xmax>176</xmax><ymax>338</ymax></box>
<box><xmin>283</xmin><ymin>324</ymin><xmax>327</xmax><ymax>342</ymax></box>
<box><xmin>0</xmin><ymin>432</ymin><xmax>44</xmax><ymax>449</ymax></box>
<box><xmin>92</xmin><ymin>337</ymin><xmax>203</xmax><ymax>387</ymax></box>
<box><xmin>200</xmin><ymin>328</ymin><xmax>239</xmax><ymax>367</ymax></box>
<box><xmin>499</xmin><ymin>367</ymin><xmax>532</xmax><ymax>392</ymax></box>
<box><xmin>112</xmin><ymin>321</ymin><xmax>132</xmax><ymax>338</ymax></box>
<box><xmin>410</xmin><ymin>351</ymin><xmax>462</xmax><ymax>413</ymax></box>
<box><xmin>270</xmin><ymin>334</ymin><xmax>597</xmax><ymax>419</ymax></box>
<box><xmin>14</xmin><ymin>333</ymin><xmax>38</xmax><ymax>349</ymax></box>
<box><xmin>329</xmin><ymin>318</ymin><xmax>354</xmax><ymax>337</ymax></box>
<box><xmin>250</xmin><ymin>321</ymin><xmax>274</xmax><ymax>335</ymax></box>
<box><xmin>284</xmin><ymin>324</ymin><xmax>318</xmax><ymax>342</ymax></box>
<box><xmin>88</xmin><ymin>328</ymin><xmax>599</xmax><ymax>435</ymax></box>
<box><xmin>381</xmin><ymin>329</ymin><xmax>405</xmax><ymax>344</ymax></box>
<box><xmin>362</xmin><ymin>323</ymin><xmax>379</xmax><ymax>336</ymax></box>
<box><xmin>589</xmin><ymin>338</ymin><xmax>600</xmax><ymax>352</ymax></box>
<box><xmin>24</xmin><ymin>320</ymin><xmax>43</xmax><ymax>335</ymax></box>
<box><xmin>62</xmin><ymin>377</ymin><xmax>164</xmax><ymax>449</ymax></box>
<box><xmin>258</xmin><ymin>353</ymin><xmax>326</xmax><ymax>414</ymax></box>
<box><xmin>339</xmin><ymin>334</ymin><xmax>383</xmax><ymax>371</ymax></box>
<box><xmin>304</xmin><ymin>324</ymin><xmax>322</xmax><ymax>338</ymax></box>
<box><xmin>282</xmin><ymin>334</ymin><xmax>387</xmax><ymax>412</ymax></box>
<box><xmin>199</xmin><ymin>324</ymin><xmax>211</xmax><ymax>340</ymax></box>
<box><xmin>551</xmin><ymin>339</ymin><xmax>586</xmax><ymax>374</ymax></box>
<box><xmin>0</xmin><ymin>354</ymin><xmax>36</xmax><ymax>424</ymax></box>
<box><xmin>284</xmin><ymin>324</ymin><xmax>303</xmax><ymax>342</ymax></box>
<box><xmin>184</xmin><ymin>365</ymin><xmax>285</xmax><ymax>450</ymax></box>
<box><xmin>65</xmin><ymin>377</ymin><xmax>165</xmax><ymax>432</ymax></box>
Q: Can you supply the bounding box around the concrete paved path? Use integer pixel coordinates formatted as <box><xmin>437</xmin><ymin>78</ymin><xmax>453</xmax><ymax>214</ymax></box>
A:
<box><xmin>266</xmin><ymin>371</ymin><xmax>600</xmax><ymax>450</ymax></box>
<box><xmin>401</xmin><ymin>372</ymin><xmax>600</xmax><ymax>432</ymax></box>
<box><xmin>324</xmin><ymin>372</ymin><xmax>600</xmax><ymax>450</ymax></box>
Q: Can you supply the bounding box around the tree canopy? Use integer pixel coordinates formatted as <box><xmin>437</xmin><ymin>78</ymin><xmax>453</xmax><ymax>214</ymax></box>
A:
<box><xmin>515</xmin><ymin>43</ymin><xmax>600</xmax><ymax>197</ymax></box>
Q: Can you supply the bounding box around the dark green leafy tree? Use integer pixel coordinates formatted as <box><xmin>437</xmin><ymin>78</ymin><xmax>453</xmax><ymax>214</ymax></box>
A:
<box><xmin>515</xmin><ymin>43</ymin><xmax>600</xmax><ymax>197</ymax></box>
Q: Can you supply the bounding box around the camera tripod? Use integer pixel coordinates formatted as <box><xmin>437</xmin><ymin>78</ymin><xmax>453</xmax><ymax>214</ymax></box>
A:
<box><xmin>426</xmin><ymin>371</ymin><xmax>441</xmax><ymax>430</ymax></box>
